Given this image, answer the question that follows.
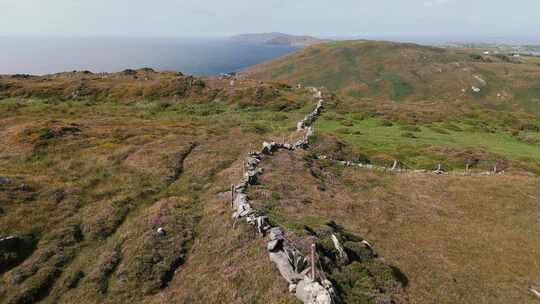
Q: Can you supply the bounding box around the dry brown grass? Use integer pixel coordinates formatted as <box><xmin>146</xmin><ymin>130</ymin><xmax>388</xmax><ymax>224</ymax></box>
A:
<box><xmin>0</xmin><ymin>73</ymin><xmax>317</xmax><ymax>303</ymax></box>
<box><xmin>250</xmin><ymin>150</ymin><xmax>540</xmax><ymax>303</ymax></box>
<box><xmin>1</xmin><ymin>69</ymin><xmax>538</xmax><ymax>303</ymax></box>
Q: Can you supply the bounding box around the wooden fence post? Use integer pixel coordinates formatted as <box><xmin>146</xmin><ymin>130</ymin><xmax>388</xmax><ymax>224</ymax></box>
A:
<box><xmin>230</xmin><ymin>184</ymin><xmax>234</xmax><ymax>208</ymax></box>
<box><xmin>311</xmin><ymin>243</ymin><xmax>316</xmax><ymax>280</ymax></box>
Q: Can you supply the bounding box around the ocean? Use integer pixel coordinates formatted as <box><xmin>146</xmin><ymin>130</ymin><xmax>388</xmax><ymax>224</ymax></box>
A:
<box><xmin>0</xmin><ymin>37</ymin><xmax>299</xmax><ymax>76</ymax></box>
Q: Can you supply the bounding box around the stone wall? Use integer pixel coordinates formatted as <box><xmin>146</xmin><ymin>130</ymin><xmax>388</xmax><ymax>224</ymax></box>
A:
<box><xmin>229</xmin><ymin>88</ymin><xmax>334</xmax><ymax>304</ymax></box>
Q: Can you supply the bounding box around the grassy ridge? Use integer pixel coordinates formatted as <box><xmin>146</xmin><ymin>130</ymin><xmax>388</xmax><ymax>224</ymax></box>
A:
<box><xmin>246</xmin><ymin>40</ymin><xmax>540</xmax><ymax>116</ymax></box>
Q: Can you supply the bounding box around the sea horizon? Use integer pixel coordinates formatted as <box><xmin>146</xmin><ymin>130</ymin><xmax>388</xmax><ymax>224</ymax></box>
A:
<box><xmin>1</xmin><ymin>35</ymin><xmax>539</xmax><ymax>76</ymax></box>
<box><xmin>0</xmin><ymin>36</ymin><xmax>300</xmax><ymax>76</ymax></box>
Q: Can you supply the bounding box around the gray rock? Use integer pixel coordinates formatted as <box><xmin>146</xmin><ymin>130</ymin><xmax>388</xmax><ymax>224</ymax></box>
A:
<box><xmin>262</xmin><ymin>141</ymin><xmax>278</xmax><ymax>155</ymax></box>
<box><xmin>269</xmin><ymin>227</ymin><xmax>284</xmax><ymax>240</ymax></box>
<box><xmin>246</xmin><ymin>157</ymin><xmax>260</xmax><ymax>167</ymax></box>
<box><xmin>267</xmin><ymin>239</ymin><xmax>283</xmax><ymax>252</ymax></box>
<box><xmin>295</xmin><ymin>277</ymin><xmax>333</xmax><ymax>304</ymax></box>
<box><xmin>0</xmin><ymin>177</ymin><xmax>11</xmax><ymax>185</ymax></box>
<box><xmin>256</xmin><ymin>216</ymin><xmax>270</xmax><ymax>235</ymax></box>
<box><xmin>249</xmin><ymin>151</ymin><xmax>262</xmax><ymax>158</ymax></box>
<box><xmin>233</xmin><ymin>193</ymin><xmax>248</xmax><ymax>209</ymax></box>
<box><xmin>245</xmin><ymin>169</ymin><xmax>260</xmax><ymax>185</ymax></box>
<box><xmin>289</xmin><ymin>283</ymin><xmax>298</xmax><ymax>293</ymax></box>
<box><xmin>530</xmin><ymin>287</ymin><xmax>540</xmax><ymax>299</ymax></box>
<box><xmin>331</xmin><ymin>234</ymin><xmax>349</xmax><ymax>262</ymax></box>
<box><xmin>269</xmin><ymin>251</ymin><xmax>304</xmax><ymax>284</ymax></box>
<box><xmin>235</xmin><ymin>181</ymin><xmax>249</xmax><ymax>194</ymax></box>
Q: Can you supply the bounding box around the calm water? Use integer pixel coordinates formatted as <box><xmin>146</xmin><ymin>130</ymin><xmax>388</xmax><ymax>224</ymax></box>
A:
<box><xmin>0</xmin><ymin>37</ymin><xmax>299</xmax><ymax>76</ymax></box>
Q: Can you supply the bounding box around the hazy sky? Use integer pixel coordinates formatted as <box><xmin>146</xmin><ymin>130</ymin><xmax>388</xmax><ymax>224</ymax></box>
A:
<box><xmin>1</xmin><ymin>0</ymin><xmax>537</xmax><ymax>38</ymax></box>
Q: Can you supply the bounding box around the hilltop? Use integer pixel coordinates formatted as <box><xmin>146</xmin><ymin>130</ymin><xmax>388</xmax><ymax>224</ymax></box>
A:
<box><xmin>245</xmin><ymin>40</ymin><xmax>540</xmax><ymax>115</ymax></box>
<box><xmin>232</xmin><ymin>32</ymin><xmax>331</xmax><ymax>47</ymax></box>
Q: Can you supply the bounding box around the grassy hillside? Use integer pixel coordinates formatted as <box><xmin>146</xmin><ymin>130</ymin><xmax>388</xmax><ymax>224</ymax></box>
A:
<box><xmin>250</xmin><ymin>150</ymin><xmax>540</xmax><ymax>304</ymax></box>
<box><xmin>1</xmin><ymin>66</ymin><xmax>539</xmax><ymax>304</ymax></box>
<box><xmin>245</xmin><ymin>40</ymin><xmax>540</xmax><ymax>115</ymax></box>
<box><xmin>246</xmin><ymin>41</ymin><xmax>540</xmax><ymax>173</ymax></box>
<box><xmin>0</xmin><ymin>71</ymin><xmax>320</xmax><ymax>304</ymax></box>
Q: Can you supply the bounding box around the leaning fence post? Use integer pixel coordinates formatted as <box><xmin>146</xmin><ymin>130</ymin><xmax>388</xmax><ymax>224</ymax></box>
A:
<box><xmin>391</xmin><ymin>160</ymin><xmax>398</xmax><ymax>171</ymax></box>
<box><xmin>311</xmin><ymin>243</ymin><xmax>316</xmax><ymax>280</ymax></box>
<box><xmin>230</xmin><ymin>184</ymin><xmax>235</xmax><ymax>208</ymax></box>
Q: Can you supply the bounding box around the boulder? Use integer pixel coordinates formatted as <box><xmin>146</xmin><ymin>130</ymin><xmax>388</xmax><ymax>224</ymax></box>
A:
<box><xmin>245</xmin><ymin>169</ymin><xmax>261</xmax><ymax>185</ymax></box>
<box><xmin>269</xmin><ymin>227</ymin><xmax>284</xmax><ymax>241</ymax></box>
<box><xmin>269</xmin><ymin>251</ymin><xmax>304</xmax><ymax>284</ymax></box>
<box><xmin>295</xmin><ymin>277</ymin><xmax>333</xmax><ymax>304</ymax></box>
<box><xmin>289</xmin><ymin>283</ymin><xmax>298</xmax><ymax>293</ymax></box>
<box><xmin>262</xmin><ymin>141</ymin><xmax>276</xmax><ymax>155</ymax></box>
<box><xmin>246</xmin><ymin>156</ymin><xmax>260</xmax><ymax>168</ymax></box>
<box><xmin>267</xmin><ymin>239</ymin><xmax>283</xmax><ymax>252</ymax></box>
<box><xmin>256</xmin><ymin>216</ymin><xmax>270</xmax><ymax>235</ymax></box>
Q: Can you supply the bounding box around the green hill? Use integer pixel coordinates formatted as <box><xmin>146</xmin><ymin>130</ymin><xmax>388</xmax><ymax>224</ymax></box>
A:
<box><xmin>246</xmin><ymin>40</ymin><xmax>540</xmax><ymax>173</ymax></box>
<box><xmin>245</xmin><ymin>40</ymin><xmax>540</xmax><ymax>116</ymax></box>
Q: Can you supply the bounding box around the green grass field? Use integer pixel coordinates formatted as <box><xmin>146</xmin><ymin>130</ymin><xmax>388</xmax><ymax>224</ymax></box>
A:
<box><xmin>315</xmin><ymin>114</ymin><xmax>540</xmax><ymax>171</ymax></box>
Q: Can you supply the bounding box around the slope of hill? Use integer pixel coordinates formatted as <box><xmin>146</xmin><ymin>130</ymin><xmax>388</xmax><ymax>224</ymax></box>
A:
<box><xmin>232</xmin><ymin>32</ymin><xmax>331</xmax><ymax>47</ymax></box>
<box><xmin>0</xmin><ymin>66</ymin><xmax>539</xmax><ymax>304</ymax></box>
<box><xmin>245</xmin><ymin>40</ymin><xmax>540</xmax><ymax>115</ymax></box>
<box><xmin>245</xmin><ymin>40</ymin><xmax>540</xmax><ymax>173</ymax></box>
<box><xmin>0</xmin><ymin>71</ymin><xmax>409</xmax><ymax>304</ymax></box>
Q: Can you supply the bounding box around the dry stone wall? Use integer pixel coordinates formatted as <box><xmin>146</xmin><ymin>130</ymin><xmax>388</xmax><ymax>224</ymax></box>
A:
<box><xmin>315</xmin><ymin>155</ymin><xmax>508</xmax><ymax>176</ymax></box>
<box><xmin>229</xmin><ymin>87</ymin><xmax>335</xmax><ymax>304</ymax></box>
<box><xmin>228</xmin><ymin>85</ymin><xmax>515</xmax><ymax>303</ymax></box>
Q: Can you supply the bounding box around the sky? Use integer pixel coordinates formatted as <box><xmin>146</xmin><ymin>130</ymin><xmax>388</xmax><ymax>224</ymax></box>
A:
<box><xmin>1</xmin><ymin>0</ymin><xmax>538</xmax><ymax>39</ymax></box>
